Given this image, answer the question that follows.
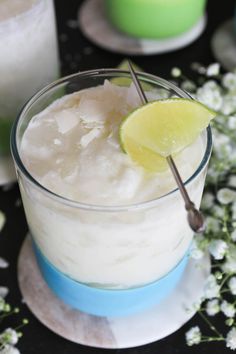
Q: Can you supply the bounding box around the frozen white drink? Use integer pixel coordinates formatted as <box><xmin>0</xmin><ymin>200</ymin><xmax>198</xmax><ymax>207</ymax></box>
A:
<box><xmin>17</xmin><ymin>77</ymin><xmax>209</xmax><ymax>289</ymax></box>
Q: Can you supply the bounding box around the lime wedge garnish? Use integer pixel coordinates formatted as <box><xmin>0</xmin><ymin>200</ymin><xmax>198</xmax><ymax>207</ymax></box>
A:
<box><xmin>112</xmin><ymin>59</ymin><xmax>152</xmax><ymax>91</ymax></box>
<box><xmin>120</xmin><ymin>98</ymin><xmax>216</xmax><ymax>172</ymax></box>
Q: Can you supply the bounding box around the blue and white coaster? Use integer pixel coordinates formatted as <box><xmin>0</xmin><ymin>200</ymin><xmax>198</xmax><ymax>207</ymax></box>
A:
<box><xmin>18</xmin><ymin>236</ymin><xmax>210</xmax><ymax>349</ymax></box>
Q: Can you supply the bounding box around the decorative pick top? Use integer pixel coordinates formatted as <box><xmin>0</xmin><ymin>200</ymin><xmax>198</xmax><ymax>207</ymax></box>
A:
<box><xmin>119</xmin><ymin>62</ymin><xmax>216</xmax><ymax>233</ymax></box>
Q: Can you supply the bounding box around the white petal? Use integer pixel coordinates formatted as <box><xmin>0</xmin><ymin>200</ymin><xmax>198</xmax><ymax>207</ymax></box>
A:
<box><xmin>0</xmin><ymin>257</ymin><xmax>9</xmax><ymax>269</ymax></box>
<box><xmin>0</xmin><ymin>211</ymin><xmax>6</xmax><ymax>232</ymax></box>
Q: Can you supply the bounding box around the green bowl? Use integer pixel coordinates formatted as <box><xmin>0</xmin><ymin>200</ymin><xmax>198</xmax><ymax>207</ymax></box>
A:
<box><xmin>104</xmin><ymin>0</ymin><xmax>206</xmax><ymax>39</ymax></box>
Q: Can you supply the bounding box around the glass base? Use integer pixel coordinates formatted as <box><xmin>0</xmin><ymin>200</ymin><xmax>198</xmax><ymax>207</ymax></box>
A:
<box><xmin>18</xmin><ymin>236</ymin><xmax>211</xmax><ymax>348</ymax></box>
<box><xmin>33</xmin><ymin>239</ymin><xmax>189</xmax><ymax>317</ymax></box>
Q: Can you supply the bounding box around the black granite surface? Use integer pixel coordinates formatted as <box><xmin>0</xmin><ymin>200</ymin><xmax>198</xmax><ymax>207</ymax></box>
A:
<box><xmin>0</xmin><ymin>0</ymin><xmax>235</xmax><ymax>352</ymax></box>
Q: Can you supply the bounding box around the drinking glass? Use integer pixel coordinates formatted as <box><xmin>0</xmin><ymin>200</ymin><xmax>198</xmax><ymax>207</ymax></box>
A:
<box><xmin>11</xmin><ymin>69</ymin><xmax>212</xmax><ymax>317</ymax></box>
<box><xmin>0</xmin><ymin>0</ymin><xmax>59</xmax><ymax>156</ymax></box>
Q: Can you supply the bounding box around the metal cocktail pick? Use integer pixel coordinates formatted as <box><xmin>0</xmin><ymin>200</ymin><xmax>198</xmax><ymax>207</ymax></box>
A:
<box><xmin>128</xmin><ymin>61</ymin><xmax>205</xmax><ymax>233</ymax></box>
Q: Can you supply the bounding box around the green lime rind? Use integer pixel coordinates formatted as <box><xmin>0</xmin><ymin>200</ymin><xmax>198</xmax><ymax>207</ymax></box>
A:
<box><xmin>120</xmin><ymin>98</ymin><xmax>216</xmax><ymax>172</ymax></box>
<box><xmin>112</xmin><ymin>59</ymin><xmax>152</xmax><ymax>91</ymax></box>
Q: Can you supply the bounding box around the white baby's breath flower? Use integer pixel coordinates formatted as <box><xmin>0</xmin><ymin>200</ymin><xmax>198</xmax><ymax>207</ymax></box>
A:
<box><xmin>190</xmin><ymin>244</ymin><xmax>204</xmax><ymax>260</ymax></box>
<box><xmin>206</xmin><ymin>63</ymin><xmax>220</xmax><ymax>77</ymax></box>
<box><xmin>185</xmin><ymin>326</ymin><xmax>201</xmax><ymax>346</ymax></box>
<box><xmin>190</xmin><ymin>235</ymin><xmax>207</xmax><ymax>260</ymax></box>
<box><xmin>206</xmin><ymin>216</ymin><xmax>221</xmax><ymax>233</ymax></box>
<box><xmin>217</xmin><ymin>188</ymin><xmax>236</xmax><ymax>204</ymax></box>
<box><xmin>0</xmin><ymin>345</ymin><xmax>20</xmax><ymax>354</ymax></box>
<box><xmin>223</xmin><ymin>257</ymin><xmax>236</xmax><ymax>273</ymax></box>
<box><xmin>228</xmin><ymin>115</ymin><xmax>236</xmax><ymax>129</ymax></box>
<box><xmin>0</xmin><ymin>329</ymin><xmax>18</xmax><ymax>346</ymax></box>
<box><xmin>226</xmin><ymin>327</ymin><xmax>236</xmax><ymax>350</ymax></box>
<box><xmin>196</xmin><ymin>86</ymin><xmax>222</xmax><ymax>111</ymax></box>
<box><xmin>231</xmin><ymin>230</ymin><xmax>236</xmax><ymax>242</ymax></box>
<box><xmin>228</xmin><ymin>277</ymin><xmax>236</xmax><ymax>295</ymax></box>
<box><xmin>190</xmin><ymin>247</ymin><xmax>204</xmax><ymax>260</ymax></box>
<box><xmin>0</xmin><ymin>287</ymin><xmax>8</xmax><ymax>298</ymax></box>
<box><xmin>204</xmin><ymin>274</ymin><xmax>220</xmax><ymax>299</ymax></box>
<box><xmin>0</xmin><ymin>211</ymin><xmax>5</xmax><ymax>232</ymax></box>
<box><xmin>191</xmin><ymin>62</ymin><xmax>206</xmax><ymax>74</ymax></box>
<box><xmin>221</xmin><ymin>95</ymin><xmax>236</xmax><ymax>115</ymax></box>
<box><xmin>209</xmin><ymin>239</ymin><xmax>228</xmax><ymax>260</ymax></box>
<box><xmin>185</xmin><ymin>298</ymin><xmax>203</xmax><ymax>313</ymax></box>
<box><xmin>180</xmin><ymin>80</ymin><xmax>196</xmax><ymax>93</ymax></box>
<box><xmin>193</xmin><ymin>299</ymin><xmax>203</xmax><ymax>311</ymax></box>
<box><xmin>222</xmin><ymin>72</ymin><xmax>236</xmax><ymax>90</ymax></box>
<box><xmin>171</xmin><ymin>67</ymin><xmax>182</xmax><ymax>78</ymax></box>
<box><xmin>212</xmin><ymin>205</ymin><xmax>224</xmax><ymax>218</ymax></box>
<box><xmin>228</xmin><ymin>150</ymin><xmax>236</xmax><ymax>164</ymax></box>
<box><xmin>228</xmin><ymin>175</ymin><xmax>236</xmax><ymax>188</ymax></box>
<box><xmin>201</xmin><ymin>192</ymin><xmax>214</xmax><ymax>209</ymax></box>
<box><xmin>212</xmin><ymin>132</ymin><xmax>233</xmax><ymax>160</ymax></box>
<box><xmin>203</xmin><ymin>80</ymin><xmax>221</xmax><ymax>92</ymax></box>
<box><xmin>221</xmin><ymin>300</ymin><xmax>236</xmax><ymax>318</ymax></box>
<box><xmin>222</xmin><ymin>245</ymin><xmax>236</xmax><ymax>273</ymax></box>
<box><xmin>0</xmin><ymin>258</ymin><xmax>9</xmax><ymax>269</ymax></box>
<box><xmin>206</xmin><ymin>299</ymin><xmax>220</xmax><ymax>316</ymax></box>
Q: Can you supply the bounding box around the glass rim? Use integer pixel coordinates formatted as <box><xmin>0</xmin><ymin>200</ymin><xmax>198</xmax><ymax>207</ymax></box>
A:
<box><xmin>11</xmin><ymin>68</ymin><xmax>212</xmax><ymax>213</ymax></box>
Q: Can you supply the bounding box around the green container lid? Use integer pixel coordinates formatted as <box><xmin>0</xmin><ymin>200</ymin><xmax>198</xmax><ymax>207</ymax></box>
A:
<box><xmin>104</xmin><ymin>0</ymin><xmax>206</xmax><ymax>39</ymax></box>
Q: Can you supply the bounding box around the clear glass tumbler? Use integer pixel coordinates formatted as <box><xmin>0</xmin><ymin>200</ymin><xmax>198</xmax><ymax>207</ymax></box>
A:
<box><xmin>11</xmin><ymin>70</ymin><xmax>212</xmax><ymax>316</ymax></box>
<box><xmin>0</xmin><ymin>0</ymin><xmax>59</xmax><ymax>156</ymax></box>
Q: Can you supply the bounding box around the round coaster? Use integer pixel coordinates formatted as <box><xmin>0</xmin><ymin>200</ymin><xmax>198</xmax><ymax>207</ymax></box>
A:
<box><xmin>78</xmin><ymin>0</ymin><xmax>207</xmax><ymax>55</ymax></box>
<box><xmin>0</xmin><ymin>154</ymin><xmax>16</xmax><ymax>185</ymax></box>
<box><xmin>18</xmin><ymin>236</ymin><xmax>210</xmax><ymax>349</ymax></box>
<box><xmin>211</xmin><ymin>19</ymin><xmax>236</xmax><ymax>72</ymax></box>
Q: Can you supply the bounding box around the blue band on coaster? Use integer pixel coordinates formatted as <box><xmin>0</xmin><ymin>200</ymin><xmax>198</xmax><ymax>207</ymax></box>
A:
<box><xmin>33</xmin><ymin>242</ymin><xmax>189</xmax><ymax>317</ymax></box>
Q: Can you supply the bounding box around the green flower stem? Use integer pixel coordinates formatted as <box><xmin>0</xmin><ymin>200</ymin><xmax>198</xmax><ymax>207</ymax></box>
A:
<box><xmin>198</xmin><ymin>310</ymin><xmax>223</xmax><ymax>338</ymax></box>
<box><xmin>220</xmin><ymin>288</ymin><xmax>231</xmax><ymax>294</ymax></box>
<box><xmin>222</xmin><ymin>208</ymin><xmax>232</xmax><ymax>243</ymax></box>
<box><xmin>200</xmin><ymin>337</ymin><xmax>225</xmax><ymax>343</ymax></box>
<box><xmin>15</xmin><ymin>319</ymin><xmax>29</xmax><ymax>331</ymax></box>
<box><xmin>0</xmin><ymin>308</ymin><xmax>19</xmax><ymax>321</ymax></box>
<box><xmin>220</xmin><ymin>273</ymin><xmax>233</xmax><ymax>290</ymax></box>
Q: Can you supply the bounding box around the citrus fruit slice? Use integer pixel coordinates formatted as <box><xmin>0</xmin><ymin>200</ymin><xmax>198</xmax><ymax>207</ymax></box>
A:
<box><xmin>112</xmin><ymin>59</ymin><xmax>152</xmax><ymax>91</ymax></box>
<box><xmin>120</xmin><ymin>98</ymin><xmax>216</xmax><ymax>172</ymax></box>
